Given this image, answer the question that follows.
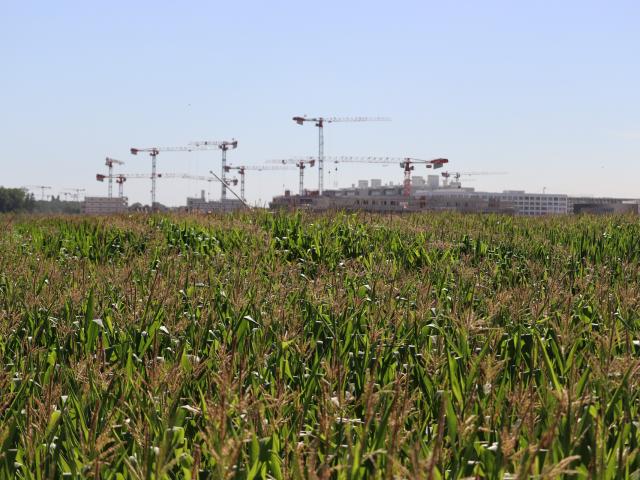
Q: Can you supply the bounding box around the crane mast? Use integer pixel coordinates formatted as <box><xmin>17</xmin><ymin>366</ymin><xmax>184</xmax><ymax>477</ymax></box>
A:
<box><xmin>105</xmin><ymin>157</ymin><xmax>125</xmax><ymax>198</ymax></box>
<box><xmin>292</xmin><ymin>116</ymin><xmax>390</xmax><ymax>195</ymax></box>
<box><xmin>130</xmin><ymin>148</ymin><xmax>163</xmax><ymax>207</ymax></box>
<box><xmin>297</xmin><ymin>160</ymin><xmax>314</xmax><ymax>196</ymax></box>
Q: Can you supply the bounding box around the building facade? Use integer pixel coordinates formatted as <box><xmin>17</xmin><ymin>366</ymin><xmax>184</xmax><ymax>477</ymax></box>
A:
<box><xmin>498</xmin><ymin>191</ymin><xmax>568</xmax><ymax>215</ymax></box>
<box><xmin>83</xmin><ymin>197</ymin><xmax>128</xmax><ymax>214</ymax></box>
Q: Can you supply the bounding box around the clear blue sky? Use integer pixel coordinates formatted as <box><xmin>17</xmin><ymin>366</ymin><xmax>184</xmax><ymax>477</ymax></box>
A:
<box><xmin>2</xmin><ymin>1</ymin><xmax>638</xmax><ymax>205</ymax></box>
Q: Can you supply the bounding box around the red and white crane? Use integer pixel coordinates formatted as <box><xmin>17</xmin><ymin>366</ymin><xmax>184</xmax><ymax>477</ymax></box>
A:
<box><xmin>189</xmin><ymin>139</ymin><xmax>238</xmax><ymax>202</ymax></box>
<box><xmin>104</xmin><ymin>157</ymin><xmax>125</xmax><ymax>198</ymax></box>
<box><xmin>224</xmin><ymin>165</ymin><xmax>294</xmax><ymax>201</ymax></box>
<box><xmin>291</xmin><ymin>116</ymin><xmax>390</xmax><ymax>195</ymax></box>
<box><xmin>267</xmin><ymin>159</ymin><xmax>316</xmax><ymax>195</ymax></box>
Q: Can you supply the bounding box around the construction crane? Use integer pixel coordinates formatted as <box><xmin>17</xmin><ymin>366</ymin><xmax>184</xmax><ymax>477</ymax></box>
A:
<box><xmin>189</xmin><ymin>139</ymin><xmax>238</xmax><ymax>202</ymax></box>
<box><xmin>267</xmin><ymin>159</ymin><xmax>316</xmax><ymax>195</ymax></box>
<box><xmin>224</xmin><ymin>165</ymin><xmax>294</xmax><ymax>202</ymax></box>
<box><xmin>291</xmin><ymin>116</ymin><xmax>390</xmax><ymax>195</ymax></box>
<box><xmin>26</xmin><ymin>185</ymin><xmax>52</xmax><ymax>200</ymax></box>
<box><xmin>104</xmin><ymin>157</ymin><xmax>125</xmax><ymax>198</ymax></box>
<box><xmin>279</xmin><ymin>156</ymin><xmax>448</xmax><ymax>197</ymax></box>
<box><xmin>129</xmin><ymin>144</ymin><xmax>221</xmax><ymax>207</ymax></box>
<box><xmin>441</xmin><ymin>171</ymin><xmax>507</xmax><ymax>188</ymax></box>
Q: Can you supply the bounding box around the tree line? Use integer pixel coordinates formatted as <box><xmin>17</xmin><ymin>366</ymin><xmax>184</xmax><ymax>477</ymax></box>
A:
<box><xmin>0</xmin><ymin>187</ymin><xmax>35</xmax><ymax>213</ymax></box>
<box><xmin>0</xmin><ymin>187</ymin><xmax>83</xmax><ymax>214</ymax></box>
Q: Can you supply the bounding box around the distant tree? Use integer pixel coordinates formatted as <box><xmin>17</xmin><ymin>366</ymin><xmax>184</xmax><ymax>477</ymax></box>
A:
<box><xmin>0</xmin><ymin>187</ymin><xmax>35</xmax><ymax>212</ymax></box>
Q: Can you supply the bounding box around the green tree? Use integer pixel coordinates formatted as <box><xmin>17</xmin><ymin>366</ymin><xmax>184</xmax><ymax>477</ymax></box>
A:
<box><xmin>0</xmin><ymin>187</ymin><xmax>35</xmax><ymax>212</ymax></box>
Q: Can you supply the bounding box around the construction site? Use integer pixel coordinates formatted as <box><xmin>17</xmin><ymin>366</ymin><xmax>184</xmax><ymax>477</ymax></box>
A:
<box><xmin>21</xmin><ymin>115</ymin><xmax>639</xmax><ymax>216</ymax></box>
<box><xmin>270</xmin><ymin>174</ymin><xmax>639</xmax><ymax>215</ymax></box>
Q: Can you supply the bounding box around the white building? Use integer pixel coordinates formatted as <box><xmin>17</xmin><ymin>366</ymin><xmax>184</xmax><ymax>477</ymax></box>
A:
<box><xmin>499</xmin><ymin>191</ymin><xmax>568</xmax><ymax>215</ymax></box>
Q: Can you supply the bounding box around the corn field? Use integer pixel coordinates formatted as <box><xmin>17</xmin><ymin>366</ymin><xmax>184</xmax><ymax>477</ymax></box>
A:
<box><xmin>2</xmin><ymin>211</ymin><xmax>640</xmax><ymax>479</ymax></box>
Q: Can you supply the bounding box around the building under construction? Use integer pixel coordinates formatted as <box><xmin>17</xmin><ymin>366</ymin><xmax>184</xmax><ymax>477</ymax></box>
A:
<box><xmin>269</xmin><ymin>176</ymin><xmax>507</xmax><ymax>213</ymax></box>
<box><xmin>270</xmin><ymin>175</ymin><xmax>639</xmax><ymax>216</ymax></box>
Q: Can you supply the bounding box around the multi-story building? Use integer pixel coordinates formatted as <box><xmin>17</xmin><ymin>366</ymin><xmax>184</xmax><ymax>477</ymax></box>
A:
<box><xmin>270</xmin><ymin>184</ymin><xmax>512</xmax><ymax>214</ymax></box>
<box><xmin>498</xmin><ymin>191</ymin><xmax>568</xmax><ymax>215</ymax></box>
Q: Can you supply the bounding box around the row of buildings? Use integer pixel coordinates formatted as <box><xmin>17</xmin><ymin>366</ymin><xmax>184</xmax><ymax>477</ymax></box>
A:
<box><xmin>83</xmin><ymin>176</ymin><xmax>638</xmax><ymax>216</ymax></box>
<box><xmin>269</xmin><ymin>175</ymin><xmax>639</xmax><ymax>215</ymax></box>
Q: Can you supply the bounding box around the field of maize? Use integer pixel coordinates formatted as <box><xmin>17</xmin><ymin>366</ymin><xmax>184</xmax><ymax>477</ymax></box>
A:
<box><xmin>2</xmin><ymin>211</ymin><xmax>640</xmax><ymax>479</ymax></box>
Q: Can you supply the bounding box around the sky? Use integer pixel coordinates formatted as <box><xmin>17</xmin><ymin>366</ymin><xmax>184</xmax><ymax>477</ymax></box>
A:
<box><xmin>1</xmin><ymin>0</ymin><xmax>639</xmax><ymax>206</ymax></box>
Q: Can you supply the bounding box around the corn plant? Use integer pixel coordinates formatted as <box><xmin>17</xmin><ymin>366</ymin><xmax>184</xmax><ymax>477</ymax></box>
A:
<box><xmin>1</xmin><ymin>211</ymin><xmax>640</xmax><ymax>478</ymax></box>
